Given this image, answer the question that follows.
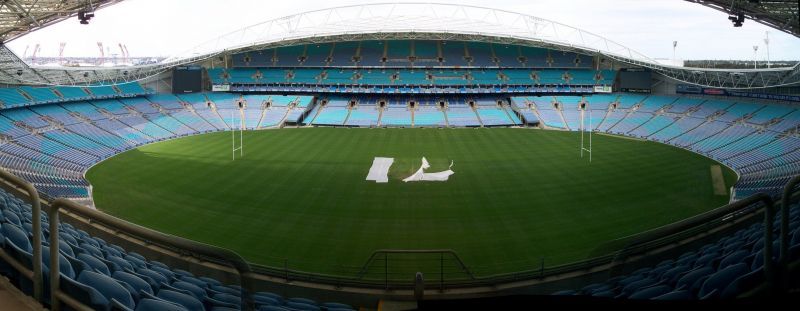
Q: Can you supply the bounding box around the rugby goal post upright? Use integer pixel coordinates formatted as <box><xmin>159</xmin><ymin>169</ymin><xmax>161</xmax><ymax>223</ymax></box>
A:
<box><xmin>232</xmin><ymin>110</ymin><xmax>243</xmax><ymax>160</ymax></box>
<box><xmin>580</xmin><ymin>104</ymin><xmax>592</xmax><ymax>163</ymax></box>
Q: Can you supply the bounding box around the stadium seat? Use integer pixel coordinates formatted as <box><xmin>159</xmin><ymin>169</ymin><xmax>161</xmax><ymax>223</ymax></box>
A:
<box><xmin>61</xmin><ymin>273</ymin><xmax>113</xmax><ymax>310</ymax></box>
<box><xmin>77</xmin><ymin>253</ymin><xmax>112</xmax><ymax>275</ymax></box>
<box><xmin>135</xmin><ymin>298</ymin><xmax>189</xmax><ymax>311</ymax></box>
<box><xmin>718</xmin><ymin>250</ymin><xmax>750</xmax><ymax>270</ymax></box>
<box><xmin>2</xmin><ymin>223</ymin><xmax>32</xmax><ymax>252</ymax></box>
<box><xmin>79</xmin><ymin>270</ymin><xmax>136</xmax><ymax>310</ymax></box>
<box><xmin>322</xmin><ymin>302</ymin><xmax>356</xmax><ymax>310</ymax></box>
<box><xmin>286</xmin><ymin>301</ymin><xmax>321</xmax><ymax>311</ymax></box>
<box><xmin>659</xmin><ymin>265</ymin><xmax>692</xmax><ymax>285</ymax></box>
<box><xmin>675</xmin><ymin>266</ymin><xmax>714</xmax><ymax>292</ymax></box>
<box><xmin>180</xmin><ymin>275</ymin><xmax>210</xmax><ymax>288</ymax></box>
<box><xmin>157</xmin><ymin>289</ymin><xmax>205</xmax><ymax>311</ymax></box>
<box><xmin>619</xmin><ymin>278</ymin><xmax>659</xmax><ymax>297</ymax></box>
<box><xmin>719</xmin><ymin>267</ymin><xmax>763</xmax><ymax>299</ymax></box>
<box><xmin>113</xmin><ymin>271</ymin><xmax>155</xmax><ymax>297</ymax></box>
<box><xmin>169</xmin><ymin>280</ymin><xmax>208</xmax><ymax>300</ymax></box>
<box><xmin>698</xmin><ymin>263</ymin><xmax>749</xmax><ymax>299</ymax></box>
<box><xmin>653</xmin><ymin>289</ymin><xmax>694</xmax><ymax>300</ymax></box>
<box><xmin>136</xmin><ymin>268</ymin><xmax>170</xmax><ymax>289</ymax></box>
<box><xmin>628</xmin><ymin>285</ymin><xmax>673</xmax><ymax>299</ymax></box>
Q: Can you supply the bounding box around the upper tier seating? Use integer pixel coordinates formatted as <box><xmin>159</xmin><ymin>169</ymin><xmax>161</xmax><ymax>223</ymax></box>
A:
<box><xmin>211</xmin><ymin>68</ymin><xmax>615</xmax><ymax>86</ymax></box>
<box><xmin>229</xmin><ymin>40</ymin><xmax>595</xmax><ymax>69</ymax></box>
<box><xmin>0</xmin><ymin>83</ymin><xmax>150</xmax><ymax>109</ymax></box>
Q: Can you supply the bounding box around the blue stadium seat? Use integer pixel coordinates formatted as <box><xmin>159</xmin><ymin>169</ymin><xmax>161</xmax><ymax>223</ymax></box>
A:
<box><xmin>157</xmin><ymin>289</ymin><xmax>205</xmax><ymax>311</ymax></box>
<box><xmin>77</xmin><ymin>253</ymin><xmax>112</xmax><ymax>275</ymax></box>
<box><xmin>179</xmin><ymin>275</ymin><xmax>209</xmax><ymax>288</ymax></box>
<box><xmin>698</xmin><ymin>263</ymin><xmax>749</xmax><ymax>299</ymax></box>
<box><xmin>2</xmin><ymin>223</ymin><xmax>31</xmax><ymax>252</ymax></box>
<box><xmin>619</xmin><ymin>278</ymin><xmax>659</xmax><ymax>297</ymax></box>
<box><xmin>254</xmin><ymin>295</ymin><xmax>282</xmax><ymax>306</ymax></box>
<box><xmin>286</xmin><ymin>301</ymin><xmax>321</xmax><ymax>311</ymax></box>
<box><xmin>212</xmin><ymin>284</ymin><xmax>242</xmax><ymax>296</ymax></box>
<box><xmin>628</xmin><ymin>285</ymin><xmax>673</xmax><ymax>299</ymax></box>
<box><xmin>322</xmin><ymin>302</ymin><xmax>355</xmax><ymax>310</ymax></box>
<box><xmin>135</xmin><ymin>298</ymin><xmax>189</xmax><ymax>311</ymax></box>
<box><xmin>79</xmin><ymin>270</ymin><xmax>136</xmax><ymax>310</ymax></box>
<box><xmin>720</xmin><ymin>267</ymin><xmax>763</xmax><ymax>299</ymax></box>
<box><xmin>659</xmin><ymin>265</ymin><xmax>692</xmax><ymax>285</ymax></box>
<box><xmin>107</xmin><ymin>255</ymin><xmax>135</xmax><ymax>271</ymax></box>
<box><xmin>136</xmin><ymin>268</ymin><xmax>169</xmax><ymax>288</ymax></box>
<box><xmin>718</xmin><ymin>250</ymin><xmax>749</xmax><ymax>270</ymax></box>
<box><xmin>675</xmin><ymin>266</ymin><xmax>714</xmax><ymax>293</ymax></box>
<box><xmin>169</xmin><ymin>280</ymin><xmax>207</xmax><ymax>300</ymax></box>
<box><xmin>113</xmin><ymin>271</ymin><xmax>154</xmax><ymax>297</ymax></box>
<box><xmin>212</xmin><ymin>293</ymin><xmax>241</xmax><ymax>305</ymax></box>
<box><xmin>653</xmin><ymin>289</ymin><xmax>694</xmax><ymax>300</ymax></box>
<box><xmin>61</xmin><ymin>273</ymin><xmax>113</xmax><ymax>310</ymax></box>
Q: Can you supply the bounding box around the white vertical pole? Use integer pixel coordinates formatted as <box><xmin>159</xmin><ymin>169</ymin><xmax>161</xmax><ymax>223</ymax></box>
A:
<box><xmin>231</xmin><ymin>110</ymin><xmax>235</xmax><ymax>160</ymax></box>
<box><xmin>672</xmin><ymin>41</ymin><xmax>677</xmax><ymax>64</ymax></box>
<box><xmin>240</xmin><ymin>111</ymin><xmax>243</xmax><ymax>157</ymax></box>
<box><xmin>764</xmin><ymin>31</ymin><xmax>771</xmax><ymax>68</ymax></box>
<box><xmin>589</xmin><ymin>108</ymin><xmax>592</xmax><ymax>163</ymax></box>
<box><xmin>753</xmin><ymin>45</ymin><xmax>758</xmax><ymax>69</ymax></box>
<box><xmin>580</xmin><ymin>107</ymin><xmax>584</xmax><ymax>158</ymax></box>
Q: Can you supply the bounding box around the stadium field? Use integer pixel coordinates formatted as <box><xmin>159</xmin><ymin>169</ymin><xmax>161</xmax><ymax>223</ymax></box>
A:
<box><xmin>86</xmin><ymin>128</ymin><xmax>737</xmax><ymax>278</ymax></box>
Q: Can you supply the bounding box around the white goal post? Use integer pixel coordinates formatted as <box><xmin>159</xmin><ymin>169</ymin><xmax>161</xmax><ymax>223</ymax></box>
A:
<box><xmin>580</xmin><ymin>105</ymin><xmax>592</xmax><ymax>163</ymax></box>
<box><xmin>232</xmin><ymin>110</ymin><xmax>243</xmax><ymax>160</ymax></box>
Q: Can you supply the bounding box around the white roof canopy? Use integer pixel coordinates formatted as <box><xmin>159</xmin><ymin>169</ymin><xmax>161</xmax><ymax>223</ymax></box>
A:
<box><xmin>0</xmin><ymin>2</ymin><xmax>797</xmax><ymax>89</ymax></box>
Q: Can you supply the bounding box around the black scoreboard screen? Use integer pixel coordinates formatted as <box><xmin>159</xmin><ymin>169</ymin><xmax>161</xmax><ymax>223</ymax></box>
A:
<box><xmin>618</xmin><ymin>68</ymin><xmax>652</xmax><ymax>93</ymax></box>
<box><xmin>172</xmin><ymin>66</ymin><xmax>203</xmax><ymax>93</ymax></box>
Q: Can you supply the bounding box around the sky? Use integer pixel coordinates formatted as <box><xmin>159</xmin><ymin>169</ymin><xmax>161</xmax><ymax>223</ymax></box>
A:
<box><xmin>7</xmin><ymin>0</ymin><xmax>800</xmax><ymax>61</ymax></box>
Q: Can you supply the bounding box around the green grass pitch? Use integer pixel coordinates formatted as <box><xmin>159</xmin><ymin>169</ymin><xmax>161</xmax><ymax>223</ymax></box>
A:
<box><xmin>86</xmin><ymin>128</ymin><xmax>737</xmax><ymax>278</ymax></box>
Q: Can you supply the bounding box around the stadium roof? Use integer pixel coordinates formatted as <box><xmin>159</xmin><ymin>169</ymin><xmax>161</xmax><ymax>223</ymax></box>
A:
<box><xmin>686</xmin><ymin>0</ymin><xmax>800</xmax><ymax>38</ymax></box>
<box><xmin>0</xmin><ymin>0</ymin><xmax>123</xmax><ymax>43</ymax></box>
<box><xmin>0</xmin><ymin>2</ymin><xmax>798</xmax><ymax>89</ymax></box>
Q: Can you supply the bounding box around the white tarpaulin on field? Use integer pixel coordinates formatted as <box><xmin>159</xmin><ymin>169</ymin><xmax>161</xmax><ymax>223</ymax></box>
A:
<box><xmin>367</xmin><ymin>157</ymin><xmax>394</xmax><ymax>183</ymax></box>
<box><xmin>402</xmin><ymin>157</ymin><xmax>455</xmax><ymax>182</ymax></box>
<box><xmin>365</xmin><ymin>157</ymin><xmax>394</xmax><ymax>183</ymax></box>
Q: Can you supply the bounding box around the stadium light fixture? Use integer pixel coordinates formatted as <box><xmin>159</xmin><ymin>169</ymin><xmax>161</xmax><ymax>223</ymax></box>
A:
<box><xmin>728</xmin><ymin>12</ymin><xmax>745</xmax><ymax>27</ymax></box>
<box><xmin>78</xmin><ymin>10</ymin><xmax>95</xmax><ymax>25</ymax></box>
<box><xmin>753</xmin><ymin>45</ymin><xmax>759</xmax><ymax>69</ymax></box>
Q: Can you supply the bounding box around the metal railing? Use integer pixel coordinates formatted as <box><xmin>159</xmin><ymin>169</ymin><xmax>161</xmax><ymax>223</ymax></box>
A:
<box><xmin>608</xmin><ymin>193</ymin><xmax>777</xmax><ymax>283</ymax></box>
<box><xmin>45</xmin><ymin>198</ymin><xmax>255</xmax><ymax>311</ymax></box>
<box><xmin>0</xmin><ymin>166</ymin><xmax>797</xmax><ymax>304</ymax></box>
<box><xmin>779</xmin><ymin>176</ymin><xmax>800</xmax><ymax>289</ymax></box>
<box><xmin>242</xmin><ymin>190</ymin><xmax>785</xmax><ymax>289</ymax></box>
<box><xmin>0</xmin><ymin>168</ymin><xmax>42</xmax><ymax>301</ymax></box>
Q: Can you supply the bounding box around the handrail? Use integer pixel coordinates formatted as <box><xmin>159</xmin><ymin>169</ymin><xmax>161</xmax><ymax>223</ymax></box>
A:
<box><xmin>356</xmin><ymin>249</ymin><xmax>475</xmax><ymax>280</ymax></box>
<box><xmin>609</xmin><ymin>193</ymin><xmax>776</xmax><ymax>283</ymax></box>
<box><xmin>759</xmin><ymin>193</ymin><xmax>777</xmax><ymax>289</ymax></box>
<box><xmin>0</xmin><ymin>164</ymin><xmax>791</xmax><ymax>296</ymax></box>
<box><xmin>780</xmin><ymin>176</ymin><xmax>800</xmax><ymax>286</ymax></box>
<box><xmin>0</xmin><ymin>168</ymin><xmax>43</xmax><ymax>302</ymax></box>
<box><xmin>46</xmin><ymin>198</ymin><xmax>255</xmax><ymax>311</ymax></box>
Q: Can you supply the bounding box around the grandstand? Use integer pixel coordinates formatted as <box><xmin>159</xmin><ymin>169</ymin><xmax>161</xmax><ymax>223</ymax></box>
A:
<box><xmin>0</xmin><ymin>1</ymin><xmax>799</xmax><ymax>310</ymax></box>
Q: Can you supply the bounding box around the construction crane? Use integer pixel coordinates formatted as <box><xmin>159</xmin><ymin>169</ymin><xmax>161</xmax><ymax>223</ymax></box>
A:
<box><xmin>59</xmin><ymin>42</ymin><xmax>67</xmax><ymax>65</ymax></box>
<box><xmin>118</xmin><ymin>43</ymin><xmax>128</xmax><ymax>65</ymax></box>
<box><xmin>97</xmin><ymin>42</ymin><xmax>105</xmax><ymax>65</ymax></box>
<box><xmin>32</xmin><ymin>43</ymin><xmax>41</xmax><ymax>64</ymax></box>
